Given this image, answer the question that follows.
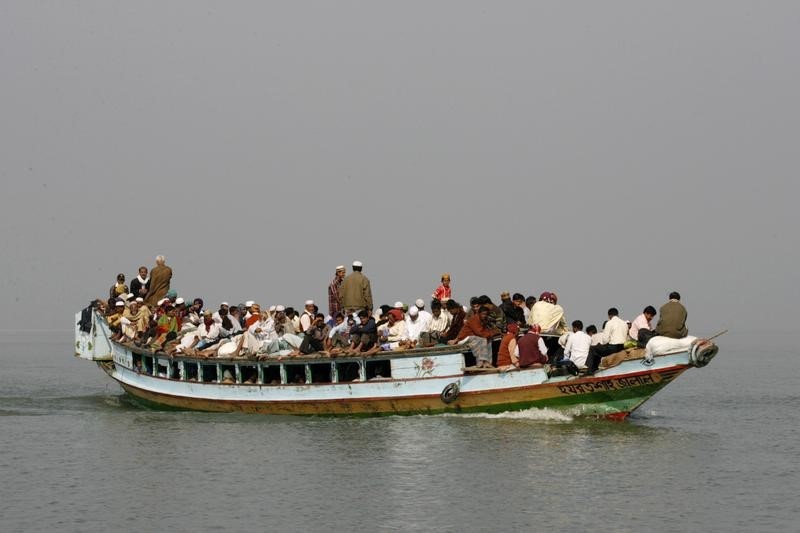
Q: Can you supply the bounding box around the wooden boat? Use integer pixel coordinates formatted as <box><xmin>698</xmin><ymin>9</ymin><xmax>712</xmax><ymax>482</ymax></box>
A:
<box><xmin>74</xmin><ymin>309</ymin><xmax>719</xmax><ymax>420</ymax></box>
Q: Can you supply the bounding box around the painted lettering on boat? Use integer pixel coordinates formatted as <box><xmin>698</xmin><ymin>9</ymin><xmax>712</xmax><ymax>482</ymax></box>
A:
<box><xmin>557</xmin><ymin>374</ymin><xmax>655</xmax><ymax>395</ymax></box>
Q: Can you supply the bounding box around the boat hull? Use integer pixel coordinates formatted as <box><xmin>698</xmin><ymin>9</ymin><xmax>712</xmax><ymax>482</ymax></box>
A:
<box><xmin>106</xmin><ymin>361</ymin><xmax>687</xmax><ymax>419</ymax></box>
<box><xmin>82</xmin><ymin>311</ymin><xmax>705</xmax><ymax>419</ymax></box>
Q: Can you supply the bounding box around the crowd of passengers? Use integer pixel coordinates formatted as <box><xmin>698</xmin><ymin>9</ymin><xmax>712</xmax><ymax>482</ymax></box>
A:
<box><xmin>88</xmin><ymin>256</ymin><xmax>690</xmax><ymax>376</ymax></box>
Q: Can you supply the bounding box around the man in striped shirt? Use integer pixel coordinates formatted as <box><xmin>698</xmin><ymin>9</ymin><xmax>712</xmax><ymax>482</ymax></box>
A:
<box><xmin>328</xmin><ymin>265</ymin><xmax>346</xmax><ymax>318</ymax></box>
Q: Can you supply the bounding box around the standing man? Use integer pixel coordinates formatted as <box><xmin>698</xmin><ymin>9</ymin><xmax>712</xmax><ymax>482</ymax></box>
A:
<box><xmin>655</xmin><ymin>291</ymin><xmax>688</xmax><ymax>339</ymax></box>
<box><xmin>341</xmin><ymin>260</ymin><xmax>373</xmax><ymax>315</ymax></box>
<box><xmin>145</xmin><ymin>255</ymin><xmax>172</xmax><ymax>308</ymax></box>
<box><xmin>130</xmin><ymin>266</ymin><xmax>150</xmax><ymax>301</ymax></box>
<box><xmin>328</xmin><ymin>265</ymin><xmax>346</xmax><ymax>318</ymax></box>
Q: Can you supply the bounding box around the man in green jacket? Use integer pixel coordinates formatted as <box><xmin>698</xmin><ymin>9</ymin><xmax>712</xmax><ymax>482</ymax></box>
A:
<box><xmin>655</xmin><ymin>291</ymin><xmax>688</xmax><ymax>338</ymax></box>
<box><xmin>341</xmin><ymin>261</ymin><xmax>373</xmax><ymax>315</ymax></box>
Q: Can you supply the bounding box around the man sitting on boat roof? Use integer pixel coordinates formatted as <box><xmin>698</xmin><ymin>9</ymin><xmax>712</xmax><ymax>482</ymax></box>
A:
<box><xmin>299</xmin><ymin>300</ymin><xmax>316</xmax><ymax>332</ymax></box>
<box><xmin>440</xmin><ymin>300</ymin><xmax>466</xmax><ymax>344</ymax></box>
<box><xmin>348</xmin><ymin>309</ymin><xmax>377</xmax><ymax>353</ymax></box>
<box><xmin>527</xmin><ymin>292</ymin><xmax>567</xmax><ymax>335</ymax></box>
<box><xmin>655</xmin><ymin>291</ymin><xmax>688</xmax><ymax>339</ymax></box>
<box><xmin>376</xmin><ymin>311</ymin><xmax>409</xmax><ymax>351</ymax></box>
<box><xmin>450</xmin><ymin>305</ymin><xmax>501</xmax><ymax>369</ymax></box>
<box><xmin>404</xmin><ymin>305</ymin><xmax>429</xmax><ymax>346</ymax></box>
<box><xmin>419</xmin><ymin>300</ymin><xmax>451</xmax><ymax>347</ymax></box>
<box><xmin>586</xmin><ymin>308</ymin><xmax>628</xmax><ymax>374</ymax></box>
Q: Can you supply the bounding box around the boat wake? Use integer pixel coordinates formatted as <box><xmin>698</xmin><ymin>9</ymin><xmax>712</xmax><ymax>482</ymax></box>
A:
<box><xmin>435</xmin><ymin>408</ymin><xmax>574</xmax><ymax>422</ymax></box>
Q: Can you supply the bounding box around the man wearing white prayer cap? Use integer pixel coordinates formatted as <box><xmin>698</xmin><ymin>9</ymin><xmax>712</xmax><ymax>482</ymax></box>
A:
<box><xmin>300</xmin><ymin>300</ymin><xmax>316</xmax><ymax>332</ymax></box>
<box><xmin>328</xmin><ymin>265</ymin><xmax>347</xmax><ymax>317</ymax></box>
<box><xmin>212</xmin><ymin>302</ymin><xmax>231</xmax><ymax>325</ymax></box>
<box><xmin>340</xmin><ymin>260</ymin><xmax>373</xmax><ymax>315</ymax></box>
<box><xmin>405</xmin><ymin>305</ymin><xmax>429</xmax><ymax>343</ymax></box>
<box><xmin>415</xmin><ymin>298</ymin><xmax>432</xmax><ymax>324</ymax></box>
<box><xmin>244</xmin><ymin>300</ymin><xmax>256</xmax><ymax>321</ymax></box>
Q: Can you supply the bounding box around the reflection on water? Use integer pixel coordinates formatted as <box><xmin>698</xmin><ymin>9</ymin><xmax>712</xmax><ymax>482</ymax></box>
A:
<box><xmin>1</xmin><ymin>332</ymin><xmax>799</xmax><ymax>531</ymax></box>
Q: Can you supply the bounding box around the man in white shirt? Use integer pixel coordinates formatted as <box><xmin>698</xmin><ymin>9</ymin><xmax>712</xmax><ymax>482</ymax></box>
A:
<box><xmin>404</xmin><ymin>306</ymin><xmax>430</xmax><ymax>343</ymax></box>
<box><xmin>414</xmin><ymin>298</ymin><xmax>433</xmax><ymax>324</ymax></box>
<box><xmin>629</xmin><ymin>305</ymin><xmax>657</xmax><ymax>347</ymax></box>
<box><xmin>563</xmin><ymin>320</ymin><xmax>592</xmax><ymax>368</ymax></box>
<box><xmin>299</xmin><ymin>300</ymin><xmax>316</xmax><ymax>332</ymax></box>
<box><xmin>586</xmin><ymin>308</ymin><xmax>629</xmax><ymax>374</ymax></box>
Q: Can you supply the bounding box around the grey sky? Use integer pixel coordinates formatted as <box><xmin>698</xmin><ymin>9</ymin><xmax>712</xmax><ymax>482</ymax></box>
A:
<box><xmin>1</xmin><ymin>1</ymin><xmax>797</xmax><ymax>335</ymax></box>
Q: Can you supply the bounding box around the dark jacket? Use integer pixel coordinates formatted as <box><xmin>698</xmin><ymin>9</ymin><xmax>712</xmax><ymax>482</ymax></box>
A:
<box><xmin>442</xmin><ymin>309</ymin><xmax>466</xmax><ymax>342</ymax></box>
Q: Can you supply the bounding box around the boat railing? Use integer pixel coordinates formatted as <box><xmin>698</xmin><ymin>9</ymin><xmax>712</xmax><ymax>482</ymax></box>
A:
<box><xmin>124</xmin><ymin>346</ymin><xmax>463</xmax><ymax>387</ymax></box>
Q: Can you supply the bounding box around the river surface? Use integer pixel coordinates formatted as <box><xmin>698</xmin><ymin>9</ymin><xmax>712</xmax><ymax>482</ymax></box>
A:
<box><xmin>1</xmin><ymin>331</ymin><xmax>798</xmax><ymax>532</ymax></box>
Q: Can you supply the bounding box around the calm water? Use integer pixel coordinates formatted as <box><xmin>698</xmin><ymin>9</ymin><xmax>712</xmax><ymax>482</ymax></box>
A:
<box><xmin>1</xmin><ymin>331</ymin><xmax>798</xmax><ymax>532</ymax></box>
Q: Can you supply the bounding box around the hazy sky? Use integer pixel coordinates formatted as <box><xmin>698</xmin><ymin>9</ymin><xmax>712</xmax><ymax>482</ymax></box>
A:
<box><xmin>1</xmin><ymin>1</ymin><xmax>797</xmax><ymax>335</ymax></box>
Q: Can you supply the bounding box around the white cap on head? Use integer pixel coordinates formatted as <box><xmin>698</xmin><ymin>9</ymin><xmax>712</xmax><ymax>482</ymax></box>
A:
<box><xmin>352</xmin><ymin>260</ymin><xmax>363</xmax><ymax>267</ymax></box>
<box><xmin>269</xmin><ymin>305</ymin><xmax>277</xmax><ymax>312</ymax></box>
<box><xmin>245</xmin><ymin>300</ymin><xmax>255</xmax><ymax>307</ymax></box>
<box><xmin>305</xmin><ymin>300</ymin><xmax>314</xmax><ymax>306</ymax></box>
<box><xmin>336</xmin><ymin>265</ymin><xmax>345</xmax><ymax>271</ymax></box>
<box><xmin>408</xmin><ymin>305</ymin><xmax>419</xmax><ymax>316</ymax></box>
<box><xmin>135</xmin><ymin>297</ymin><xmax>144</xmax><ymax>303</ymax></box>
<box><xmin>415</xmin><ymin>298</ymin><xmax>425</xmax><ymax>308</ymax></box>
<box><xmin>175</xmin><ymin>297</ymin><xmax>185</xmax><ymax>305</ymax></box>
<box><xmin>115</xmin><ymin>300</ymin><xmax>125</xmax><ymax>307</ymax></box>
<box><xmin>221</xmin><ymin>302</ymin><xmax>229</xmax><ymax>307</ymax></box>
<box><xmin>393</xmin><ymin>301</ymin><xmax>403</xmax><ymax>308</ymax></box>
<box><xmin>276</xmin><ymin>305</ymin><xmax>285</xmax><ymax>312</ymax></box>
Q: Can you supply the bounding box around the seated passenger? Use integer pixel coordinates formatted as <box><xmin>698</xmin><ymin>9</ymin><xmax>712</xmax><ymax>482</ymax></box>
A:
<box><xmin>294</xmin><ymin>313</ymin><xmax>329</xmax><ymax>355</ymax></box>
<box><xmin>420</xmin><ymin>300</ymin><xmax>451</xmax><ymax>346</ymax></box>
<box><xmin>377</xmin><ymin>312</ymin><xmax>409</xmax><ymax>351</ymax></box>
<box><xmin>563</xmin><ymin>320</ymin><xmax>591</xmax><ymax>369</ymax></box>
<box><xmin>527</xmin><ymin>292</ymin><xmax>567</xmax><ymax>334</ymax></box>
<box><xmin>441</xmin><ymin>300</ymin><xmax>466</xmax><ymax>344</ymax></box>
<box><xmin>587</xmin><ymin>324</ymin><xmax>601</xmax><ymax>345</ymax></box>
<box><xmin>150</xmin><ymin>304</ymin><xmax>179</xmax><ymax>351</ymax></box>
<box><xmin>504</xmin><ymin>293</ymin><xmax>526</xmax><ymax>326</ymax></box>
<box><xmin>404</xmin><ymin>306</ymin><xmax>430</xmax><ymax>345</ymax></box>
<box><xmin>655</xmin><ymin>291</ymin><xmax>688</xmax><ymax>339</ymax></box>
<box><xmin>348</xmin><ymin>309</ymin><xmax>378</xmax><ymax>353</ymax></box>
<box><xmin>478</xmin><ymin>295</ymin><xmax>507</xmax><ymax>333</ymax></box>
<box><xmin>325</xmin><ymin>313</ymin><xmax>351</xmax><ymax>353</ymax></box>
<box><xmin>517</xmin><ymin>324</ymin><xmax>549</xmax><ymax>367</ymax></box>
<box><xmin>109</xmin><ymin>273</ymin><xmax>128</xmax><ymax>300</ymax></box>
<box><xmin>212</xmin><ymin>302</ymin><xmax>229</xmax><ymax>324</ymax></box>
<box><xmin>585</xmin><ymin>308</ymin><xmax>628</xmax><ymax>374</ymax></box>
<box><xmin>107</xmin><ymin>300</ymin><xmax>126</xmax><ymax>336</ymax></box>
<box><xmin>299</xmin><ymin>300</ymin><xmax>316</xmax><ymax>332</ymax></box>
<box><xmin>120</xmin><ymin>300</ymin><xmax>149</xmax><ymax>343</ymax></box>
<box><xmin>450</xmin><ymin>305</ymin><xmax>500</xmax><ymax>368</ymax></box>
<box><xmin>497</xmin><ymin>322</ymin><xmax>520</xmax><ymax>370</ymax></box>
<box><xmin>218</xmin><ymin>307</ymin><xmax>242</xmax><ymax>337</ymax></box>
<box><xmin>285</xmin><ymin>307</ymin><xmax>301</xmax><ymax>333</ymax></box>
<box><xmin>414</xmin><ymin>299</ymin><xmax>432</xmax><ymax>324</ymax></box>
<box><xmin>388</xmin><ymin>301</ymin><xmax>405</xmax><ymax>322</ymax></box>
<box><xmin>629</xmin><ymin>305</ymin><xmax>657</xmax><ymax>347</ymax></box>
